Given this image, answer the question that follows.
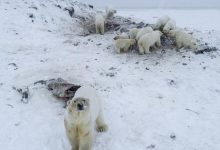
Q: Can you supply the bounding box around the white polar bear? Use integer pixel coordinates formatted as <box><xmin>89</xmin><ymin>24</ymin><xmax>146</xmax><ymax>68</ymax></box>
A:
<box><xmin>115</xmin><ymin>39</ymin><xmax>136</xmax><ymax>53</ymax></box>
<box><xmin>113</xmin><ymin>32</ymin><xmax>130</xmax><ymax>40</ymax></box>
<box><xmin>105</xmin><ymin>5</ymin><xmax>117</xmax><ymax>19</ymax></box>
<box><xmin>135</xmin><ymin>26</ymin><xmax>153</xmax><ymax>40</ymax></box>
<box><xmin>129</xmin><ymin>28</ymin><xmax>140</xmax><ymax>39</ymax></box>
<box><xmin>95</xmin><ymin>15</ymin><xmax>105</xmax><ymax>35</ymax></box>
<box><xmin>163</xmin><ymin>19</ymin><xmax>176</xmax><ymax>33</ymax></box>
<box><xmin>154</xmin><ymin>15</ymin><xmax>170</xmax><ymax>30</ymax></box>
<box><xmin>64</xmin><ymin>86</ymin><xmax>108</xmax><ymax>150</ymax></box>
<box><xmin>138</xmin><ymin>30</ymin><xmax>163</xmax><ymax>54</ymax></box>
<box><xmin>168</xmin><ymin>29</ymin><xmax>198</xmax><ymax>50</ymax></box>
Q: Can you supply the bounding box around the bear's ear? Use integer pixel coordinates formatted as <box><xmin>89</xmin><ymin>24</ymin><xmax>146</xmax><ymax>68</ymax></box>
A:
<box><xmin>67</xmin><ymin>100</ymin><xmax>71</xmax><ymax>106</ymax></box>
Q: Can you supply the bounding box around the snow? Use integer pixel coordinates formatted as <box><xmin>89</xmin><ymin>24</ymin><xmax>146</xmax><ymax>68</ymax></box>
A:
<box><xmin>0</xmin><ymin>0</ymin><xmax>220</xmax><ymax>150</ymax></box>
<box><xmin>78</xmin><ymin>0</ymin><xmax>220</xmax><ymax>9</ymax></box>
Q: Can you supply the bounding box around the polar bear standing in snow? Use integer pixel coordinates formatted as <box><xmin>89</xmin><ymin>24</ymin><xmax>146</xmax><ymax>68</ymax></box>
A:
<box><xmin>163</xmin><ymin>19</ymin><xmax>176</xmax><ymax>33</ymax></box>
<box><xmin>64</xmin><ymin>86</ymin><xmax>108</xmax><ymax>150</ymax></box>
<box><xmin>95</xmin><ymin>15</ymin><xmax>105</xmax><ymax>34</ymax></box>
<box><xmin>154</xmin><ymin>15</ymin><xmax>170</xmax><ymax>31</ymax></box>
<box><xmin>168</xmin><ymin>29</ymin><xmax>198</xmax><ymax>50</ymax></box>
<box><xmin>138</xmin><ymin>30</ymin><xmax>163</xmax><ymax>54</ymax></box>
<box><xmin>105</xmin><ymin>5</ymin><xmax>117</xmax><ymax>19</ymax></box>
<box><xmin>129</xmin><ymin>28</ymin><xmax>140</xmax><ymax>39</ymax></box>
<box><xmin>115</xmin><ymin>39</ymin><xmax>136</xmax><ymax>53</ymax></box>
<box><xmin>136</xmin><ymin>26</ymin><xmax>153</xmax><ymax>40</ymax></box>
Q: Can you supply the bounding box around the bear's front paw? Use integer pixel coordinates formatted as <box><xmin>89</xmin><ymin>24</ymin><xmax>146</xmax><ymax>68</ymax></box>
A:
<box><xmin>96</xmin><ymin>124</ymin><xmax>108</xmax><ymax>132</ymax></box>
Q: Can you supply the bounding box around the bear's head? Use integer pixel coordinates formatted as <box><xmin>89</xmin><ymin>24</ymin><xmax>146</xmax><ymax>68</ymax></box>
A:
<box><xmin>167</xmin><ymin>30</ymin><xmax>177</xmax><ymax>37</ymax></box>
<box><xmin>67</xmin><ymin>97</ymin><xmax>90</xmax><ymax>113</ymax></box>
<box><xmin>191</xmin><ymin>42</ymin><xmax>198</xmax><ymax>50</ymax></box>
<box><xmin>130</xmin><ymin>39</ymin><xmax>136</xmax><ymax>45</ymax></box>
<box><xmin>152</xmin><ymin>23</ymin><xmax>160</xmax><ymax>30</ymax></box>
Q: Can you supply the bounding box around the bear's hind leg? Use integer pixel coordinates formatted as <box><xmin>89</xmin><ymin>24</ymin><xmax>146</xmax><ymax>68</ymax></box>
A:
<box><xmin>176</xmin><ymin>42</ymin><xmax>183</xmax><ymax>49</ymax></box>
<box><xmin>68</xmin><ymin>135</ymin><xmax>79</xmax><ymax>150</ymax></box>
<box><xmin>156</xmin><ymin>39</ymin><xmax>161</xmax><ymax>47</ymax></box>
<box><xmin>138</xmin><ymin>42</ymin><xmax>145</xmax><ymax>55</ymax></box>
<box><xmin>100</xmin><ymin>25</ymin><xmax>104</xmax><ymax>35</ymax></box>
<box><xmin>96</xmin><ymin>114</ymin><xmax>108</xmax><ymax>132</ymax></box>
<box><xmin>79</xmin><ymin>133</ymin><xmax>93</xmax><ymax>150</ymax></box>
<box><xmin>144</xmin><ymin>45</ymin><xmax>150</xmax><ymax>54</ymax></box>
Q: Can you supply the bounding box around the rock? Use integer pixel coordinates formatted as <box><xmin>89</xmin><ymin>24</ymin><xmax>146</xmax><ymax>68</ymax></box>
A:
<box><xmin>88</xmin><ymin>5</ymin><xmax>93</xmax><ymax>9</ymax></box>
<box><xmin>64</xmin><ymin>7</ymin><xmax>75</xmax><ymax>17</ymax></box>
<box><xmin>54</xmin><ymin>4</ymin><xmax>61</xmax><ymax>9</ymax></box>
<box><xmin>170</xmin><ymin>133</ymin><xmax>176</xmax><ymax>140</ymax></box>
<box><xmin>28</xmin><ymin>13</ymin><xmax>34</xmax><ymax>18</ymax></box>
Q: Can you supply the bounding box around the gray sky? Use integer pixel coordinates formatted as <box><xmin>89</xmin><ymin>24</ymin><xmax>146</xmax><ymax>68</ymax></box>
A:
<box><xmin>80</xmin><ymin>0</ymin><xmax>220</xmax><ymax>9</ymax></box>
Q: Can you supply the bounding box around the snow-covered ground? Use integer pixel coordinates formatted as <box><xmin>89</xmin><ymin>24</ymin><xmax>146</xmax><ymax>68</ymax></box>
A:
<box><xmin>0</xmin><ymin>0</ymin><xmax>220</xmax><ymax>150</ymax></box>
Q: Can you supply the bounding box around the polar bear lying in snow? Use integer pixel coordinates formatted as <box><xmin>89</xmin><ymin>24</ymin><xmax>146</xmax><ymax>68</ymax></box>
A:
<box><xmin>115</xmin><ymin>39</ymin><xmax>136</xmax><ymax>53</ymax></box>
<box><xmin>168</xmin><ymin>29</ymin><xmax>198</xmax><ymax>50</ymax></box>
<box><xmin>64</xmin><ymin>86</ymin><xmax>108</xmax><ymax>150</ymax></box>
<box><xmin>154</xmin><ymin>15</ymin><xmax>171</xmax><ymax>30</ymax></box>
<box><xmin>95</xmin><ymin>15</ymin><xmax>105</xmax><ymax>35</ymax></box>
<box><xmin>138</xmin><ymin>30</ymin><xmax>163</xmax><ymax>54</ymax></box>
<box><xmin>163</xmin><ymin>19</ymin><xmax>176</xmax><ymax>33</ymax></box>
<box><xmin>136</xmin><ymin>26</ymin><xmax>153</xmax><ymax>40</ymax></box>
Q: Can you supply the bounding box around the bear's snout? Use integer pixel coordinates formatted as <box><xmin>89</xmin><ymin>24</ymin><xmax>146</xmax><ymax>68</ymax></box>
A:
<box><xmin>77</xmin><ymin>103</ymin><xmax>84</xmax><ymax>110</ymax></box>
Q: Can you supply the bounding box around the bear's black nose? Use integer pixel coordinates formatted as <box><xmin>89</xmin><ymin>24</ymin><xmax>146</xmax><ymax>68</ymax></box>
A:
<box><xmin>77</xmin><ymin>103</ymin><xmax>84</xmax><ymax>110</ymax></box>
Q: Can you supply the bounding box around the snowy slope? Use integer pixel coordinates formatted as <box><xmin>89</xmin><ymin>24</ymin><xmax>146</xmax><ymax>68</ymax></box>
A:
<box><xmin>0</xmin><ymin>0</ymin><xmax>220</xmax><ymax>150</ymax></box>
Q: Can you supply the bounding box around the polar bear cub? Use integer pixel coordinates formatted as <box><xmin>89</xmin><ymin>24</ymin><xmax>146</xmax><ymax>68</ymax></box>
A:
<box><xmin>115</xmin><ymin>39</ymin><xmax>136</xmax><ymax>53</ymax></box>
<box><xmin>105</xmin><ymin>5</ymin><xmax>117</xmax><ymax>19</ymax></box>
<box><xmin>64</xmin><ymin>86</ymin><xmax>108</xmax><ymax>150</ymax></box>
<box><xmin>136</xmin><ymin>26</ymin><xmax>153</xmax><ymax>40</ymax></box>
<box><xmin>95</xmin><ymin>15</ymin><xmax>105</xmax><ymax>35</ymax></box>
<box><xmin>129</xmin><ymin>28</ymin><xmax>140</xmax><ymax>39</ymax></box>
<box><xmin>154</xmin><ymin>15</ymin><xmax>170</xmax><ymax>30</ymax></box>
<box><xmin>138</xmin><ymin>30</ymin><xmax>163</xmax><ymax>54</ymax></box>
<box><xmin>168</xmin><ymin>29</ymin><xmax>198</xmax><ymax>50</ymax></box>
<box><xmin>163</xmin><ymin>19</ymin><xmax>176</xmax><ymax>33</ymax></box>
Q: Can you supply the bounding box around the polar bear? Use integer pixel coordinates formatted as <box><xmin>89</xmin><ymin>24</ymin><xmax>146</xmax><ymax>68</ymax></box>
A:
<box><xmin>95</xmin><ymin>15</ymin><xmax>105</xmax><ymax>35</ymax></box>
<box><xmin>154</xmin><ymin>15</ymin><xmax>170</xmax><ymax>31</ymax></box>
<box><xmin>113</xmin><ymin>32</ymin><xmax>130</xmax><ymax>40</ymax></box>
<box><xmin>163</xmin><ymin>19</ymin><xmax>176</xmax><ymax>33</ymax></box>
<box><xmin>168</xmin><ymin>29</ymin><xmax>198</xmax><ymax>50</ymax></box>
<box><xmin>135</xmin><ymin>26</ymin><xmax>153</xmax><ymax>40</ymax></box>
<box><xmin>115</xmin><ymin>39</ymin><xmax>136</xmax><ymax>53</ymax></box>
<box><xmin>138</xmin><ymin>30</ymin><xmax>163</xmax><ymax>54</ymax></box>
<box><xmin>105</xmin><ymin>5</ymin><xmax>117</xmax><ymax>19</ymax></box>
<box><xmin>64</xmin><ymin>86</ymin><xmax>108</xmax><ymax>150</ymax></box>
<box><xmin>129</xmin><ymin>28</ymin><xmax>140</xmax><ymax>39</ymax></box>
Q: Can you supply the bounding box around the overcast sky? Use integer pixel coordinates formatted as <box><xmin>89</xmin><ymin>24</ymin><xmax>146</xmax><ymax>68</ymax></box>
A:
<box><xmin>80</xmin><ymin>0</ymin><xmax>220</xmax><ymax>9</ymax></box>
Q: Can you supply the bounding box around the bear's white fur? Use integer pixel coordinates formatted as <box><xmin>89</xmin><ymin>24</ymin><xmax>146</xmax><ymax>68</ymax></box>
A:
<box><xmin>129</xmin><ymin>28</ymin><xmax>140</xmax><ymax>39</ymax></box>
<box><xmin>113</xmin><ymin>32</ymin><xmax>130</xmax><ymax>40</ymax></box>
<box><xmin>64</xmin><ymin>86</ymin><xmax>108</xmax><ymax>150</ymax></box>
<box><xmin>95</xmin><ymin>15</ymin><xmax>105</xmax><ymax>35</ymax></box>
<box><xmin>154</xmin><ymin>15</ymin><xmax>170</xmax><ymax>30</ymax></box>
<box><xmin>105</xmin><ymin>5</ymin><xmax>117</xmax><ymax>19</ymax></box>
<box><xmin>168</xmin><ymin>29</ymin><xmax>198</xmax><ymax>50</ymax></box>
<box><xmin>138</xmin><ymin>30</ymin><xmax>163</xmax><ymax>54</ymax></box>
<box><xmin>163</xmin><ymin>19</ymin><xmax>176</xmax><ymax>33</ymax></box>
<box><xmin>136</xmin><ymin>26</ymin><xmax>153</xmax><ymax>40</ymax></box>
<box><xmin>115</xmin><ymin>39</ymin><xmax>136</xmax><ymax>53</ymax></box>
